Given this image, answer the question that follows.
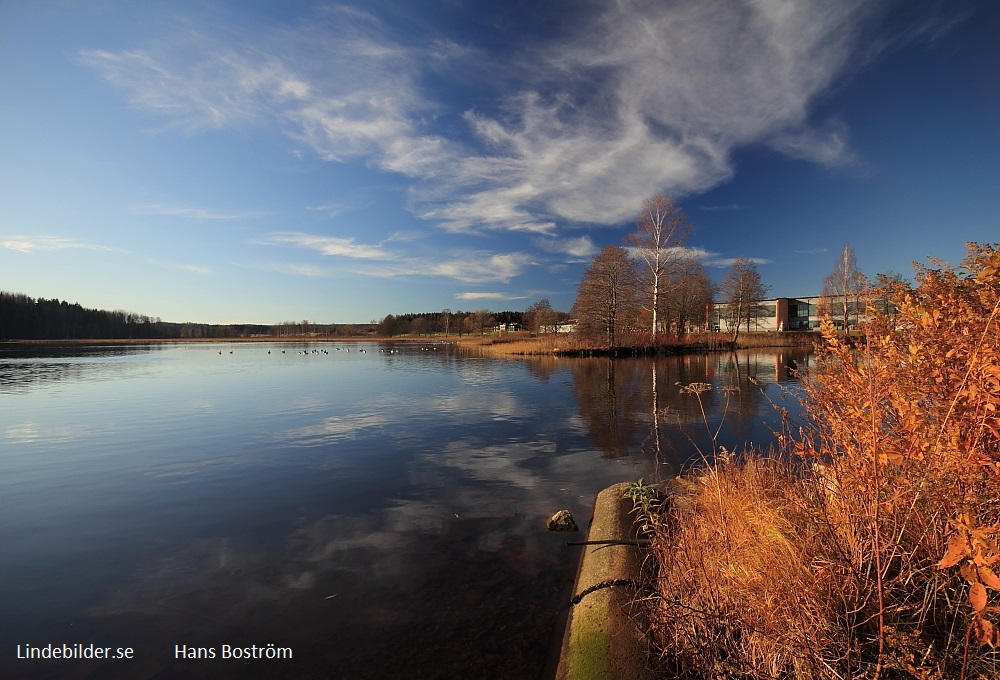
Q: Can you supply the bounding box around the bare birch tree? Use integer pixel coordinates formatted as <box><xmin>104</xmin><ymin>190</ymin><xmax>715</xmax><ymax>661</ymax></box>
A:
<box><xmin>438</xmin><ymin>308</ymin><xmax>452</xmax><ymax>336</ymax></box>
<box><xmin>626</xmin><ymin>193</ymin><xmax>691</xmax><ymax>340</ymax></box>
<box><xmin>821</xmin><ymin>244</ymin><xmax>868</xmax><ymax>332</ymax></box>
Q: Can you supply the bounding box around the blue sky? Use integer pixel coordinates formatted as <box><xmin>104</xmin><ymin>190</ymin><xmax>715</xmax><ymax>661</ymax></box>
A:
<box><xmin>2</xmin><ymin>0</ymin><xmax>997</xmax><ymax>325</ymax></box>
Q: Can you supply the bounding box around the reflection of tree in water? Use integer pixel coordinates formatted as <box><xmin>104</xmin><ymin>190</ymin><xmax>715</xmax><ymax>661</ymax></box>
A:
<box><xmin>570</xmin><ymin>358</ymin><xmax>645</xmax><ymax>458</ymax></box>
<box><xmin>713</xmin><ymin>352</ymin><xmax>766</xmax><ymax>439</ymax></box>
<box><xmin>569</xmin><ymin>350</ymin><xmax>808</xmax><ymax>470</ymax></box>
<box><xmin>522</xmin><ymin>356</ymin><xmax>563</xmax><ymax>383</ymax></box>
<box><xmin>645</xmin><ymin>355</ymin><xmax>723</xmax><ymax>470</ymax></box>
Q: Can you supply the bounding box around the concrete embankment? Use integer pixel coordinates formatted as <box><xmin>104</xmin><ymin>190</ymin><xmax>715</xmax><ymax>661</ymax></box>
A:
<box><xmin>554</xmin><ymin>482</ymin><xmax>659</xmax><ymax>680</ymax></box>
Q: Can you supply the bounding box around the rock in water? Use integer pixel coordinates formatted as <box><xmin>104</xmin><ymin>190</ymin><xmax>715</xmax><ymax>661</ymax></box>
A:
<box><xmin>546</xmin><ymin>510</ymin><xmax>578</xmax><ymax>532</ymax></box>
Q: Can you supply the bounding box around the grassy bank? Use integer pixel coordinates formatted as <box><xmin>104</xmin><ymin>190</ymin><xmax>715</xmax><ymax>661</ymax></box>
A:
<box><xmin>454</xmin><ymin>330</ymin><xmax>819</xmax><ymax>357</ymax></box>
<box><xmin>644</xmin><ymin>244</ymin><xmax>1000</xmax><ymax>679</ymax></box>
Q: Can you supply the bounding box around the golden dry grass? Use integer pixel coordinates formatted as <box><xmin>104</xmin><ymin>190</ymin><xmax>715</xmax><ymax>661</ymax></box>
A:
<box><xmin>651</xmin><ymin>455</ymin><xmax>849</xmax><ymax>678</ymax></box>
<box><xmin>647</xmin><ymin>243</ymin><xmax>1000</xmax><ymax>679</ymax></box>
<box><xmin>453</xmin><ymin>330</ymin><xmax>819</xmax><ymax>357</ymax></box>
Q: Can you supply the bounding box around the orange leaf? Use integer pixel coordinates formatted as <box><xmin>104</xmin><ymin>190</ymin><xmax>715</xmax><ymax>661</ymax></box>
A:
<box><xmin>970</xmin><ymin>581</ymin><xmax>988</xmax><ymax>613</ymax></box>
<box><xmin>974</xmin><ymin>617</ymin><xmax>996</xmax><ymax>647</ymax></box>
<box><xmin>980</xmin><ymin>567</ymin><xmax>1000</xmax><ymax>591</ymax></box>
<box><xmin>939</xmin><ymin>534</ymin><xmax>967</xmax><ymax>569</ymax></box>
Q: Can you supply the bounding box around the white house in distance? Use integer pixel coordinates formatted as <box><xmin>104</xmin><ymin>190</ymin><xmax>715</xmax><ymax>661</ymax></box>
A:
<box><xmin>540</xmin><ymin>320</ymin><xmax>579</xmax><ymax>334</ymax></box>
<box><xmin>707</xmin><ymin>295</ymin><xmax>891</xmax><ymax>333</ymax></box>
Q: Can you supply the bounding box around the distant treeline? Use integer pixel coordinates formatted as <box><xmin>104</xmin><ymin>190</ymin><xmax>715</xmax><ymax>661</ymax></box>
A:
<box><xmin>375</xmin><ymin>310</ymin><xmax>526</xmax><ymax>337</ymax></box>
<box><xmin>0</xmin><ymin>291</ymin><xmax>273</xmax><ymax>340</ymax></box>
<box><xmin>0</xmin><ymin>291</ymin><xmax>530</xmax><ymax>341</ymax></box>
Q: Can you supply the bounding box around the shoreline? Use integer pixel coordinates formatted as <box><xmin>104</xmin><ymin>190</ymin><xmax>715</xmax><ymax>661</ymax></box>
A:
<box><xmin>1</xmin><ymin>331</ymin><xmax>821</xmax><ymax>355</ymax></box>
<box><xmin>0</xmin><ymin>336</ymin><xmax>447</xmax><ymax>345</ymax></box>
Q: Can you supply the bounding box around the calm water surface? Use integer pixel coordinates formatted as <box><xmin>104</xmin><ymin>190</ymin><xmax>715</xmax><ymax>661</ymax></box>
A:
<box><xmin>0</xmin><ymin>342</ymin><xmax>810</xmax><ymax>679</ymax></box>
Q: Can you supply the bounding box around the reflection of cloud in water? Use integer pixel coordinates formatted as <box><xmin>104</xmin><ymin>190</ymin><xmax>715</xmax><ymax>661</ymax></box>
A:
<box><xmin>425</xmin><ymin>439</ymin><xmax>556</xmax><ymax>490</ymax></box>
<box><xmin>83</xmin><ymin>355</ymin><xmax>638</xmax><ymax>634</ymax></box>
<box><xmin>4</xmin><ymin>421</ymin><xmax>114</xmax><ymax>444</ymax></box>
<box><xmin>275</xmin><ymin>387</ymin><xmax>530</xmax><ymax>448</ymax></box>
<box><xmin>81</xmin><ymin>372</ymin><xmax>644</xmax><ymax>678</ymax></box>
<box><xmin>453</xmin><ymin>359</ymin><xmax>509</xmax><ymax>388</ymax></box>
<box><xmin>430</xmin><ymin>390</ymin><xmax>525</xmax><ymax>420</ymax></box>
<box><xmin>95</xmin><ymin>424</ymin><xmax>593</xmax><ymax>617</ymax></box>
<box><xmin>278</xmin><ymin>412</ymin><xmax>388</xmax><ymax>447</ymax></box>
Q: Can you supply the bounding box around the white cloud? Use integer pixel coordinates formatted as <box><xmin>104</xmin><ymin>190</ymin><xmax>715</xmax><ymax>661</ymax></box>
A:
<box><xmin>80</xmin><ymin>1</ymin><xmax>909</xmax><ymax>240</ymax></box>
<box><xmin>769</xmin><ymin>118</ymin><xmax>856</xmax><ymax>166</ymax></box>
<box><xmin>0</xmin><ymin>235</ymin><xmax>116</xmax><ymax>253</ymax></box>
<box><xmin>425</xmin><ymin>251</ymin><xmax>532</xmax><ymax>284</ymax></box>
<box><xmin>434</xmin><ymin>0</ymin><xmax>886</xmax><ymax>229</ymax></box>
<box><xmin>262</xmin><ymin>232</ymin><xmax>392</xmax><ymax>260</ymax></box>
<box><xmin>455</xmin><ymin>292</ymin><xmax>527</xmax><ymax>301</ymax></box>
<box><xmin>709</xmin><ymin>256</ymin><xmax>773</xmax><ymax>268</ymax></box>
<box><xmin>258</xmin><ymin>231</ymin><xmax>531</xmax><ymax>284</ymax></box>
<box><xmin>359</xmin><ymin>251</ymin><xmax>532</xmax><ymax>284</ymax></box>
<box><xmin>305</xmin><ymin>203</ymin><xmax>348</xmax><ymax>218</ymax></box>
<box><xmin>133</xmin><ymin>203</ymin><xmax>265</xmax><ymax>220</ymax></box>
<box><xmin>259</xmin><ymin>262</ymin><xmax>330</xmax><ymax>278</ymax></box>
<box><xmin>663</xmin><ymin>246</ymin><xmax>772</xmax><ymax>268</ymax></box>
<box><xmin>533</xmin><ymin>235</ymin><xmax>597</xmax><ymax>259</ymax></box>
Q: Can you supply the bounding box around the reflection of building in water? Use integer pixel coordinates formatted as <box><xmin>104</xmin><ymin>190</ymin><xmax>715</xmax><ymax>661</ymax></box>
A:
<box><xmin>711</xmin><ymin>349</ymin><xmax>814</xmax><ymax>384</ymax></box>
<box><xmin>708</xmin><ymin>295</ymin><xmax>895</xmax><ymax>333</ymax></box>
<box><xmin>763</xmin><ymin>350</ymin><xmax>813</xmax><ymax>383</ymax></box>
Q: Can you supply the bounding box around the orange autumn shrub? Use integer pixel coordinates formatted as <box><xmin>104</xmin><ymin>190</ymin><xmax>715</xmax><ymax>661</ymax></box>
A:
<box><xmin>649</xmin><ymin>243</ymin><xmax>1000</xmax><ymax>679</ymax></box>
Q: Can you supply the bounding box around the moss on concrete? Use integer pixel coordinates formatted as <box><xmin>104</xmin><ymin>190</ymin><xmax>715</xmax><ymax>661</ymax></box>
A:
<box><xmin>555</xmin><ymin>482</ymin><xmax>658</xmax><ymax>680</ymax></box>
<box><xmin>564</xmin><ymin>627</ymin><xmax>611</xmax><ymax>679</ymax></box>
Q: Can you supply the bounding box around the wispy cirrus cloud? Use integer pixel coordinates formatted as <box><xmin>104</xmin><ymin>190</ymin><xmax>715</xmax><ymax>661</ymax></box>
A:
<box><xmin>455</xmin><ymin>292</ymin><xmax>528</xmax><ymax>301</ymax></box>
<box><xmin>305</xmin><ymin>203</ymin><xmax>349</xmax><ymax>218</ymax></box>
<box><xmin>709</xmin><ymin>256</ymin><xmax>773</xmax><ymax>268</ymax></box>
<box><xmin>533</xmin><ymin>235</ymin><xmax>597</xmax><ymax>259</ymax></box>
<box><xmin>258</xmin><ymin>262</ymin><xmax>330</xmax><ymax>278</ymax></box>
<box><xmin>424</xmin><ymin>251</ymin><xmax>533</xmax><ymax>284</ymax></box>
<box><xmin>343</xmin><ymin>248</ymin><xmax>533</xmax><ymax>284</ymax></box>
<box><xmin>78</xmin><ymin>0</ymin><xmax>911</xmax><ymax>242</ymax></box>
<box><xmin>258</xmin><ymin>230</ymin><xmax>532</xmax><ymax>284</ymax></box>
<box><xmin>666</xmin><ymin>245</ymin><xmax>772</xmax><ymax>268</ymax></box>
<box><xmin>1</xmin><ymin>235</ymin><xmax>117</xmax><ymax>253</ymax></box>
<box><xmin>133</xmin><ymin>203</ymin><xmax>266</xmax><ymax>220</ymax></box>
<box><xmin>261</xmin><ymin>232</ymin><xmax>393</xmax><ymax>260</ymax></box>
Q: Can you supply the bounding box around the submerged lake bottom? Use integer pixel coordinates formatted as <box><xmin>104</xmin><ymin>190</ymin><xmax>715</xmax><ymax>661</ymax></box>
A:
<box><xmin>0</xmin><ymin>342</ymin><xmax>810</xmax><ymax>679</ymax></box>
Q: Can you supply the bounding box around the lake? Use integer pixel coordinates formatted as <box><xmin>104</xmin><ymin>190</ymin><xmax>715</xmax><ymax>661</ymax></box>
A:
<box><xmin>0</xmin><ymin>342</ymin><xmax>811</xmax><ymax>679</ymax></box>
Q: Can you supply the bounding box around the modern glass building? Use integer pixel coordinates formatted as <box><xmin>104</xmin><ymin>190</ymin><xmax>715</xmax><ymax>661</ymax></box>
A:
<box><xmin>708</xmin><ymin>295</ymin><xmax>893</xmax><ymax>333</ymax></box>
